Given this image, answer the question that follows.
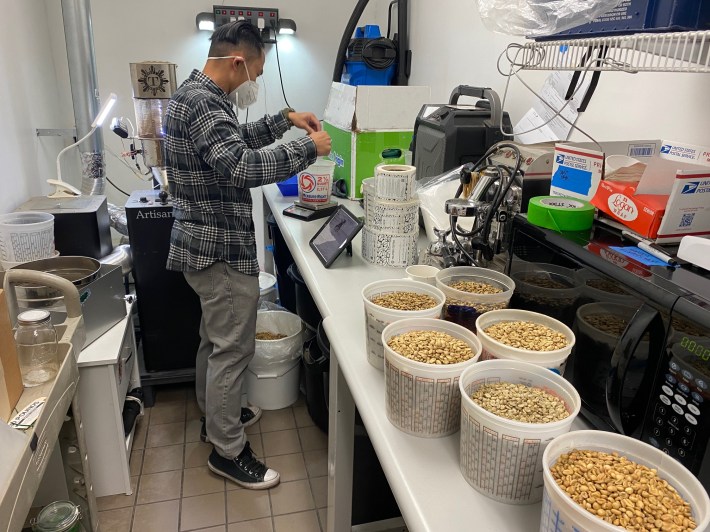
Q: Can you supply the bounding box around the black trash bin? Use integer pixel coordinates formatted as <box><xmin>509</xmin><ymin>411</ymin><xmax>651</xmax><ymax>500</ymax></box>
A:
<box><xmin>303</xmin><ymin>321</ymin><xmax>330</xmax><ymax>433</ymax></box>
<box><xmin>266</xmin><ymin>214</ymin><xmax>296</xmax><ymax>314</ymax></box>
<box><xmin>305</xmin><ymin>321</ymin><xmax>401</xmax><ymax>525</ymax></box>
<box><xmin>287</xmin><ymin>263</ymin><xmax>322</xmax><ymax>331</ymax></box>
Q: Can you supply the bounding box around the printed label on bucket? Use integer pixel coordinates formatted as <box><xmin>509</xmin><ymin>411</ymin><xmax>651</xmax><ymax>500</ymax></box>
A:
<box><xmin>385</xmin><ymin>358</ymin><xmax>461</xmax><ymax>437</ymax></box>
<box><xmin>365</xmin><ymin>313</ymin><xmax>388</xmax><ymax>368</ymax></box>
<box><xmin>299</xmin><ymin>172</ymin><xmax>331</xmax><ymax>204</ymax></box>
<box><xmin>460</xmin><ymin>409</ymin><xmax>546</xmax><ymax>503</ymax></box>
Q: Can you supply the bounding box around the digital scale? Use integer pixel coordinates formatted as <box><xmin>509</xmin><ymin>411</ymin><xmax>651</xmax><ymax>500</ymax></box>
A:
<box><xmin>283</xmin><ymin>200</ymin><xmax>339</xmax><ymax>221</ymax></box>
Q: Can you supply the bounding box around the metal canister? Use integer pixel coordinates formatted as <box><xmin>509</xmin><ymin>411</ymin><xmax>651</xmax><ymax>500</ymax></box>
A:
<box><xmin>32</xmin><ymin>501</ymin><xmax>84</xmax><ymax>532</ymax></box>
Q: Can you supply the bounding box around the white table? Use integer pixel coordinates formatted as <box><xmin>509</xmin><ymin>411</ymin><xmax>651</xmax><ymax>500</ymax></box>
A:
<box><xmin>262</xmin><ymin>185</ymin><xmax>589</xmax><ymax>532</ymax></box>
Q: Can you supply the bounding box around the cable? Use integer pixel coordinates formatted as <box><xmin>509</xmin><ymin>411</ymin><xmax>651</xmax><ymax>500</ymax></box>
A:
<box><xmin>107</xmin><ymin>176</ymin><xmax>130</xmax><ymax>196</ymax></box>
<box><xmin>494</xmin><ymin>43</ymin><xmax>635</xmax><ymax>150</ymax></box>
<box><xmin>106</xmin><ymin>145</ymin><xmax>152</xmax><ymax>181</ymax></box>
<box><xmin>274</xmin><ymin>36</ymin><xmax>292</xmax><ymax>108</ymax></box>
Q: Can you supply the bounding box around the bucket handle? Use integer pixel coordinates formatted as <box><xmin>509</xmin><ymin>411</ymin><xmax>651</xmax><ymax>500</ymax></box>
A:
<box><xmin>606</xmin><ymin>304</ymin><xmax>665</xmax><ymax>436</ymax></box>
<box><xmin>256</xmin><ymin>373</ymin><xmax>279</xmax><ymax>379</ymax></box>
<box><xmin>3</xmin><ymin>269</ymin><xmax>82</xmax><ymax>324</ymax></box>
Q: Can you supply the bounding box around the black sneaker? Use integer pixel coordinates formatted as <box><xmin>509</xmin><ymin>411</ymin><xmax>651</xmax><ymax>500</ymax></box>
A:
<box><xmin>200</xmin><ymin>406</ymin><xmax>262</xmax><ymax>443</ymax></box>
<box><xmin>207</xmin><ymin>442</ymin><xmax>280</xmax><ymax>489</ymax></box>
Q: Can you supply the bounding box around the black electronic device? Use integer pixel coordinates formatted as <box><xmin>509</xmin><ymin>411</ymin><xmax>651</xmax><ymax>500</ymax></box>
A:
<box><xmin>508</xmin><ymin>214</ymin><xmax>710</xmax><ymax>491</ymax></box>
<box><xmin>411</xmin><ymin>85</ymin><xmax>513</xmax><ymax>187</ymax></box>
<box><xmin>283</xmin><ymin>203</ymin><xmax>338</xmax><ymax>221</ymax></box>
<box><xmin>125</xmin><ymin>190</ymin><xmax>202</xmax><ymax>387</ymax></box>
<box><xmin>309</xmin><ymin>206</ymin><xmax>364</xmax><ymax>268</ymax></box>
<box><xmin>16</xmin><ymin>195</ymin><xmax>113</xmax><ymax>259</ymax></box>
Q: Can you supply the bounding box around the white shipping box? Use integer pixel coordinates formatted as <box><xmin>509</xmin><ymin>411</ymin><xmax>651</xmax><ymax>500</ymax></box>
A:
<box><xmin>323</xmin><ymin>82</ymin><xmax>431</xmax><ymax>131</ymax></box>
<box><xmin>548</xmin><ymin>139</ymin><xmax>710</xmax><ymax>243</ymax></box>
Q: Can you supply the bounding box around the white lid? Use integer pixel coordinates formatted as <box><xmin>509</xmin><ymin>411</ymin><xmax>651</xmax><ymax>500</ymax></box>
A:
<box><xmin>18</xmin><ymin>309</ymin><xmax>51</xmax><ymax>324</ymax></box>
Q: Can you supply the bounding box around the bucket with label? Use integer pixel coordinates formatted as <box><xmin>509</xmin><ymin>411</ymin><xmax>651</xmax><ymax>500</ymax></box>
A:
<box><xmin>475</xmin><ymin>309</ymin><xmax>575</xmax><ymax>374</ymax></box>
<box><xmin>540</xmin><ymin>430</ymin><xmax>710</xmax><ymax>532</ymax></box>
<box><xmin>298</xmin><ymin>158</ymin><xmax>336</xmax><ymax>205</ymax></box>
<box><xmin>384</xmin><ymin>318</ymin><xmax>481</xmax><ymax>437</ymax></box>
<box><xmin>362</xmin><ymin>279</ymin><xmax>445</xmax><ymax>370</ymax></box>
<box><xmin>459</xmin><ymin>359</ymin><xmax>581</xmax><ymax>504</ymax></box>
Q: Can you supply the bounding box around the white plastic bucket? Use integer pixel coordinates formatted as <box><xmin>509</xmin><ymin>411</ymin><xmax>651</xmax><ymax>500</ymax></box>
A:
<box><xmin>246</xmin><ymin>359</ymin><xmax>301</xmax><ymax>410</ymax></box>
<box><xmin>0</xmin><ymin>250</ymin><xmax>60</xmax><ymax>272</ymax></box>
<box><xmin>298</xmin><ymin>158</ymin><xmax>335</xmax><ymax>205</ymax></box>
<box><xmin>540</xmin><ymin>430</ymin><xmax>710</xmax><ymax>532</ymax></box>
<box><xmin>362</xmin><ymin>280</ymin><xmax>445</xmax><ymax>370</ymax></box>
<box><xmin>384</xmin><ymin>318</ymin><xmax>482</xmax><ymax>438</ymax></box>
<box><xmin>0</xmin><ymin>212</ymin><xmax>54</xmax><ymax>263</ymax></box>
<box><xmin>435</xmin><ymin>267</ymin><xmax>515</xmax><ymax>333</ymax></box>
<box><xmin>247</xmin><ymin>311</ymin><xmax>303</xmax><ymax>410</ymax></box>
<box><xmin>475</xmin><ymin>309</ymin><xmax>575</xmax><ymax>374</ymax></box>
<box><xmin>459</xmin><ymin>359</ymin><xmax>581</xmax><ymax>504</ymax></box>
<box><xmin>258</xmin><ymin>271</ymin><xmax>277</xmax><ymax>304</ymax></box>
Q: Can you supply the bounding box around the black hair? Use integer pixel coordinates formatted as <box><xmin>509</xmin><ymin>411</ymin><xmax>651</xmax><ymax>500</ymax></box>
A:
<box><xmin>209</xmin><ymin>21</ymin><xmax>264</xmax><ymax>58</ymax></box>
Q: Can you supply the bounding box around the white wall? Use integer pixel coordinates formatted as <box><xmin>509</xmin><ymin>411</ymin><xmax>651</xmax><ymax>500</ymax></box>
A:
<box><xmin>46</xmin><ymin>0</ymin><xmax>389</xmax><ymax>265</ymax></box>
<box><xmin>0</xmin><ymin>1</ymin><xmax>73</xmax><ymax>215</ymax></box>
<box><xmin>408</xmin><ymin>1</ymin><xmax>710</xmax><ymax>146</ymax></box>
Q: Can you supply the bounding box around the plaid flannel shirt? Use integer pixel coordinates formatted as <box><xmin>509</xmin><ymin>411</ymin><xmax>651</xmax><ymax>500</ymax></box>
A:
<box><xmin>165</xmin><ymin>69</ymin><xmax>317</xmax><ymax>275</ymax></box>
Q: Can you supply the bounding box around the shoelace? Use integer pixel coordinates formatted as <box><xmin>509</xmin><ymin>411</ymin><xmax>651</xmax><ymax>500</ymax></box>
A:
<box><xmin>236</xmin><ymin>442</ymin><xmax>269</xmax><ymax>478</ymax></box>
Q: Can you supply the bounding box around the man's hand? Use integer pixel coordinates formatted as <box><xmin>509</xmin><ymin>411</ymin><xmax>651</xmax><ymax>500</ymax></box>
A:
<box><xmin>289</xmin><ymin>112</ymin><xmax>321</xmax><ymax>134</ymax></box>
<box><xmin>309</xmin><ymin>131</ymin><xmax>331</xmax><ymax>156</ymax></box>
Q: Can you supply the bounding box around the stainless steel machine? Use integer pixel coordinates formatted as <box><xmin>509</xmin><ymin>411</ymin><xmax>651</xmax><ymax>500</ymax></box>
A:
<box><xmin>116</xmin><ymin>61</ymin><xmax>178</xmax><ymax>190</ymax></box>
<box><xmin>422</xmin><ymin>142</ymin><xmax>553</xmax><ymax>268</ymax></box>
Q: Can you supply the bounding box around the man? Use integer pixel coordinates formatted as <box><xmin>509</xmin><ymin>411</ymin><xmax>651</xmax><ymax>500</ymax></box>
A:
<box><xmin>164</xmin><ymin>21</ymin><xmax>331</xmax><ymax>489</ymax></box>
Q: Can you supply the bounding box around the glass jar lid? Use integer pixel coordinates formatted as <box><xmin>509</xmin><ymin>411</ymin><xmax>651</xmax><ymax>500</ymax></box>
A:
<box><xmin>18</xmin><ymin>309</ymin><xmax>51</xmax><ymax>326</ymax></box>
<box><xmin>33</xmin><ymin>500</ymin><xmax>80</xmax><ymax>531</ymax></box>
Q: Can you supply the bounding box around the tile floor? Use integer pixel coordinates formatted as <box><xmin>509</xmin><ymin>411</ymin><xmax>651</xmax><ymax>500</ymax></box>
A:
<box><xmin>97</xmin><ymin>385</ymin><xmax>329</xmax><ymax>532</ymax></box>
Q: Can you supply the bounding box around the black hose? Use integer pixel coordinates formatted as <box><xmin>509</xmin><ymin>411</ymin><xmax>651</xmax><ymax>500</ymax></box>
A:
<box><xmin>333</xmin><ymin>0</ymin><xmax>371</xmax><ymax>82</ymax></box>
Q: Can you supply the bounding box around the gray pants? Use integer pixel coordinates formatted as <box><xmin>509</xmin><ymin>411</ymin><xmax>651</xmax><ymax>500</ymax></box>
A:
<box><xmin>185</xmin><ymin>262</ymin><xmax>259</xmax><ymax>459</ymax></box>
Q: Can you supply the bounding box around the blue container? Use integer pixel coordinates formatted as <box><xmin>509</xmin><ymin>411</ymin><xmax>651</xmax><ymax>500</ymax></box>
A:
<box><xmin>342</xmin><ymin>61</ymin><xmax>396</xmax><ymax>86</ymax></box>
<box><xmin>276</xmin><ymin>175</ymin><xmax>298</xmax><ymax>197</ymax></box>
<box><xmin>341</xmin><ymin>24</ymin><xmax>397</xmax><ymax>86</ymax></box>
<box><xmin>540</xmin><ymin>0</ymin><xmax>710</xmax><ymax>39</ymax></box>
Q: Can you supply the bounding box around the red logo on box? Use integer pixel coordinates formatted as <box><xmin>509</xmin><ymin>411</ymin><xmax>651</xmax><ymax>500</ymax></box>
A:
<box><xmin>607</xmin><ymin>193</ymin><xmax>639</xmax><ymax>221</ymax></box>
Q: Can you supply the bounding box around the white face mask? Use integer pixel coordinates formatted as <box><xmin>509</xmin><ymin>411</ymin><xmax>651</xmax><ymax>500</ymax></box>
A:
<box><xmin>207</xmin><ymin>55</ymin><xmax>260</xmax><ymax>109</ymax></box>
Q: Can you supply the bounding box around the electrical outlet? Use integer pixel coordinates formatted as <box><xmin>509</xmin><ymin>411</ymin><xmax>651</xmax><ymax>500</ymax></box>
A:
<box><xmin>213</xmin><ymin>5</ymin><xmax>279</xmax><ymax>42</ymax></box>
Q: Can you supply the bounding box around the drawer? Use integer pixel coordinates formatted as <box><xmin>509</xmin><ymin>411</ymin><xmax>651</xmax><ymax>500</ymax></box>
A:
<box><xmin>115</xmin><ymin>318</ymin><xmax>136</xmax><ymax>410</ymax></box>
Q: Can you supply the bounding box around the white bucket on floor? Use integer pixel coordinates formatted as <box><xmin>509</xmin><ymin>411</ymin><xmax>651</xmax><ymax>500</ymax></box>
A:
<box><xmin>258</xmin><ymin>271</ymin><xmax>277</xmax><ymax>304</ymax></box>
<box><xmin>246</xmin><ymin>359</ymin><xmax>301</xmax><ymax>410</ymax></box>
<box><xmin>247</xmin><ymin>311</ymin><xmax>303</xmax><ymax>410</ymax></box>
<box><xmin>540</xmin><ymin>430</ymin><xmax>710</xmax><ymax>532</ymax></box>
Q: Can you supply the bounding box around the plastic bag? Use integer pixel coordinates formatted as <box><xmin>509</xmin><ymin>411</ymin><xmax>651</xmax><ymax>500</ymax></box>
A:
<box><xmin>415</xmin><ymin>166</ymin><xmax>474</xmax><ymax>242</ymax></box>
<box><xmin>252</xmin><ymin>310</ymin><xmax>303</xmax><ymax>371</ymax></box>
<box><xmin>475</xmin><ymin>0</ymin><xmax>623</xmax><ymax>37</ymax></box>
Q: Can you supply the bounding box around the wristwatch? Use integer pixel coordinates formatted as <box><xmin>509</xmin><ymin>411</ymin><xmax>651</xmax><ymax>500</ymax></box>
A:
<box><xmin>281</xmin><ymin>107</ymin><xmax>295</xmax><ymax>126</ymax></box>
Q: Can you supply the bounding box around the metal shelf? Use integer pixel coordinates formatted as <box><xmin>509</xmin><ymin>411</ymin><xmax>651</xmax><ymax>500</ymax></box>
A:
<box><xmin>518</xmin><ymin>30</ymin><xmax>710</xmax><ymax>73</ymax></box>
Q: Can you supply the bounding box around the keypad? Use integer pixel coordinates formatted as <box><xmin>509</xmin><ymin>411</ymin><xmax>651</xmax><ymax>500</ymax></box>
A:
<box><xmin>646</xmin><ymin>360</ymin><xmax>704</xmax><ymax>465</ymax></box>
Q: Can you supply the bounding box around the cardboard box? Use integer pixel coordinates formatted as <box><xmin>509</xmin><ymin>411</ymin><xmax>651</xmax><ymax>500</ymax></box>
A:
<box><xmin>323</xmin><ymin>82</ymin><xmax>430</xmax><ymax>199</ymax></box>
<box><xmin>549</xmin><ymin>140</ymin><xmax>710</xmax><ymax>243</ymax></box>
<box><xmin>0</xmin><ymin>289</ymin><xmax>23</xmax><ymax>421</ymax></box>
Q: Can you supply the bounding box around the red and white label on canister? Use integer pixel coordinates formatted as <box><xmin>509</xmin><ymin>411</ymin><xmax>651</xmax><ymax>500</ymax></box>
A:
<box><xmin>298</xmin><ymin>171</ymin><xmax>331</xmax><ymax>204</ymax></box>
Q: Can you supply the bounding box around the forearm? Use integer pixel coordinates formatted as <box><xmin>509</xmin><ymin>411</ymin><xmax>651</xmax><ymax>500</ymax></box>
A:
<box><xmin>237</xmin><ymin>111</ymin><xmax>291</xmax><ymax>149</ymax></box>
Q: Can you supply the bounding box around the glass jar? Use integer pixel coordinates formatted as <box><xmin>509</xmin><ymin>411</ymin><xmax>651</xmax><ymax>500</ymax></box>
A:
<box><xmin>32</xmin><ymin>500</ymin><xmax>84</xmax><ymax>532</ymax></box>
<box><xmin>14</xmin><ymin>309</ymin><xmax>59</xmax><ymax>387</ymax></box>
